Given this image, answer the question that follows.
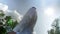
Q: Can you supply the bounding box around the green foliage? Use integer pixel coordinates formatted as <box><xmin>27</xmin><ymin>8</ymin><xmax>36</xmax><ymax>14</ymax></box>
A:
<box><xmin>0</xmin><ymin>10</ymin><xmax>18</xmax><ymax>34</ymax></box>
<box><xmin>48</xmin><ymin>19</ymin><xmax>60</xmax><ymax>34</ymax></box>
<box><xmin>0</xmin><ymin>16</ymin><xmax>18</xmax><ymax>34</ymax></box>
<box><xmin>50</xmin><ymin>29</ymin><xmax>54</xmax><ymax>34</ymax></box>
<box><xmin>0</xmin><ymin>10</ymin><xmax>5</xmax><ymax>16</ymax></box>
<box><xmin>12</xmin><ymin>20</ymin><xmax>18</xmax><ymax>29</ymax></box>
<box><xmin>5</xmin><ymin>16</ymin><xmax>11</xmax><ymax>21</ymax></box>
<box><xmin>0</xmin><ymin>26</ymin><xmax>6</xmax><ymax>34</ymax></box>
<box><xmin>7</xmin><ymin>19</ymin><xmax>18</xmax><ymax>29</ymax></box>
<box><xmin>5</xmin><ymin>16</ymin><xmax>18</xmax><ymax>29</ymax></box>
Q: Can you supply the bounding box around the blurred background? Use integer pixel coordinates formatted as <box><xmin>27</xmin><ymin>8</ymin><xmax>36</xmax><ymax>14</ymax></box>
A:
<box><xmin>0</xmin><ymin>0</ymin><xmax>60</xmax><ymax>34</ymax></box>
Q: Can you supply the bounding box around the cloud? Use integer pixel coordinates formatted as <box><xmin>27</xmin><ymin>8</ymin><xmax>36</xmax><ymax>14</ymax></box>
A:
<box><xmin>33</xmin><ymin>31</ymin><xmax>36</xmax><ymax>34</ymax></box>
<box><xmin>0</xmin><ymin>3</ymin><xmax>8</xmax><ymax>11</ymax></box>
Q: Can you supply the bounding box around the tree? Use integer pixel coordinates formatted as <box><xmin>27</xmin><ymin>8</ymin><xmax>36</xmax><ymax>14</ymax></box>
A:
<box><xmin>48</xmin><ymin>19</ymin><xmax>60</xmax><ymax>34</ymax></box>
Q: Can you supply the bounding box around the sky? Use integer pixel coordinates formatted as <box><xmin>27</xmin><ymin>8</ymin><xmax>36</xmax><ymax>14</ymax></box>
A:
<box><xmin>0</xmin><ymin>0</ymin><xmax>60</xmax><ymax>34</ymax></box>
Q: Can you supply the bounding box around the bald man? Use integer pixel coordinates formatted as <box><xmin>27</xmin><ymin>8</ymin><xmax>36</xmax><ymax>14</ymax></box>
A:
<box><xmin>8</xmin><ymin>7</ymin><xmax>37</xmax><ymax>34</ymax></box>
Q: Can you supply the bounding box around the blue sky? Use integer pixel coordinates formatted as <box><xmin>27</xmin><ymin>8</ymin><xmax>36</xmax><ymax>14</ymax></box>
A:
<box><xmin>0</xmin><ymin>0</ymin><xmax>60</xmax><ymax>34</ymax></box>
